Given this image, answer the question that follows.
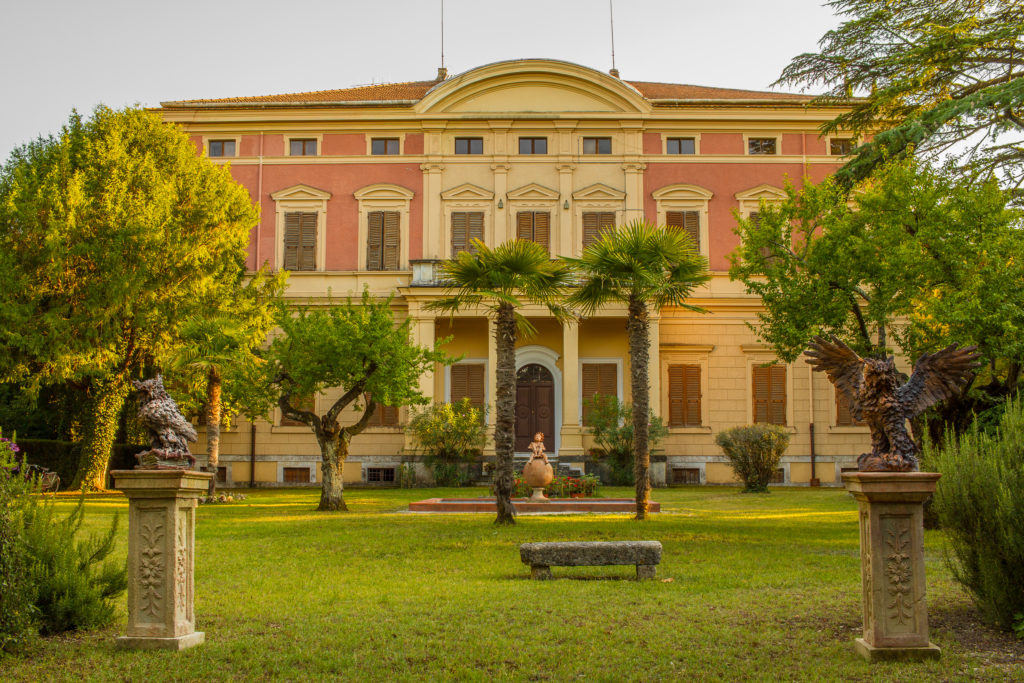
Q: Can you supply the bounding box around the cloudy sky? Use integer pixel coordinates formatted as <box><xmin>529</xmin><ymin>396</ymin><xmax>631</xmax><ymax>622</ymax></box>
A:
<box><xmin>1</xmin><ymin>0</ymin><xmax>842</xmax><ymax>159</ymax></box>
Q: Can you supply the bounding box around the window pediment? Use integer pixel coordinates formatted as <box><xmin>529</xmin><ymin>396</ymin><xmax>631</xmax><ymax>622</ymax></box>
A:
<box><xmin>652</xmin><ymin>184</ymin><xmax>713</xmax><ymax>201</ymax></box>
<box><xmin>270</xmin><ymin>184</ymin><xmax>332</xmax><ymax>201</ymax></box>
<box><xmin>573</xmin><ymin>183</ymin><xmax>625</xmax><ymax>201</ymax></box>
<box><xmin>441</xmin><ymin>183</ymin><xmax>494</xmax><ymax>201</ymax></box>
<box><xmin>507</xmin><ymin>183</ymin><xmax>559</xmax><ymax>201</ymax></box>
<box><xmin>354</xmin><ymin>183</ymin><xmax>415</xmax><ymax>201</ymax></box>
<box><xmin>734</xmin><ymin>184</ymin><xmax>787</xmax><ymax>202</ymax></box>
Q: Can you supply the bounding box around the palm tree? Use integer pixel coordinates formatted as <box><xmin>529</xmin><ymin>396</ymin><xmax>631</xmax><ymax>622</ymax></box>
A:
<box><xmin>428</xmin><ymin>240</ymin><xmax>574</xmax><ymax>525</ymax></box>
<box><xmin>566</xmin><ymin>221</ymin><xmax>710</xmax><ymax>520</ymax></box>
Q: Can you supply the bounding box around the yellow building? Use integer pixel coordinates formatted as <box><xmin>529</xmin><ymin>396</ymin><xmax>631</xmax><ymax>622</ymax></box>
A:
<box><xmin>160</xmin><ymin>59</ymin><xmax>870</xmax><ymax>488</ymax></box>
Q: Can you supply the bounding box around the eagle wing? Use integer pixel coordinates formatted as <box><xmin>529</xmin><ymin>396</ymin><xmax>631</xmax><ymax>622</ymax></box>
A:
<box><xmin>897</xmin><ymin>345</ymin><xmax>981</xmax><ymax>418</ymax></box>
<box><xmin>805</xmin><ymin>336</ymin><xmax>864</xmax><ymax>413</ymax></box>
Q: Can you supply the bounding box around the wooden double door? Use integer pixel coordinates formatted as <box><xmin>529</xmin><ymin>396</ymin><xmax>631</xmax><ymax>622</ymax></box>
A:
<box><xmin>514</xmin><ymin>364</ymin><xmax>555</xmax><ymax>452</ymax></box>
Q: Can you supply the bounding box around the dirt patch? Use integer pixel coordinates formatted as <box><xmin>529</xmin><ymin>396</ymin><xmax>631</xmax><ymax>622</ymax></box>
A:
<box><xmin>930</xmin><ymin>602</ymin><xmax>1024</xmax><ymax>666</ymax></box>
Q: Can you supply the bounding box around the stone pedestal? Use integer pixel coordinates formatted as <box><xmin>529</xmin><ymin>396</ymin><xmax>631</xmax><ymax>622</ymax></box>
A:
<box><xmin>112</xmin><ymin>469</ymin><xmax>211</xmax><ymax>650</ymax></box>
<box><xmin>843</xmin><ymin>472</ymin><xmax>942</xmax><ymax>662</ymax></box>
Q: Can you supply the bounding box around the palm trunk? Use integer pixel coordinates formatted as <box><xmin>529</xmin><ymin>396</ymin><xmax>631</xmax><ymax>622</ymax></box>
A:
<box><xmin>71</xmin><ymin>375</ymin><xmax>131</xmax><ymax>491</ymax></box>
<box><xmin>317</xmin><ymin>434</ymin><xmax>349</xmax><ymax>511</ymax></box>
<box><xmin>205</xmin><ymin>366</ymin><xmax>222</xmax><ymax>495</ymax></box>
<box><xmin>492</xmin><ymin>303</ymin><xmax>517</xmax><ymax>525</ymax></box>
<box><xmin>627</xmin><ymin>296</ymin><xmax>651</xmax><ymax>520</ymax></box>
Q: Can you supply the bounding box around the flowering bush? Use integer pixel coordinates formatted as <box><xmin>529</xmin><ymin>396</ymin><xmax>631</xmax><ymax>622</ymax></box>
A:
<box><xmin>512</xmin><ymin>472</ymin><xmax>599</xmax><ymax>498</ymax></box>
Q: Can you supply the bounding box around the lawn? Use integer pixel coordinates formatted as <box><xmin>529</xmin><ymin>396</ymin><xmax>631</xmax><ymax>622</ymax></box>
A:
<box><xmin>4</xmin><ymin>486</ymin><xmax>1022</xmax><ymax>682</ymax></box>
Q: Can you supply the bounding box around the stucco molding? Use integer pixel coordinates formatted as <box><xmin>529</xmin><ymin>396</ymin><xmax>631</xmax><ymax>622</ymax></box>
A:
<box><xmin>572</xmin><ymin>183</ymin><xmax>626</xmax><ymax>201</ymax></box>
<box><xmin>507</xmin><ymin>183</ymin><xmax>560</xmax><ymax>202</ymax></box>
<box><xmin>441</xmin><ymin>183</ymin><xmax>495</xmax><ymax>201</ymax></box>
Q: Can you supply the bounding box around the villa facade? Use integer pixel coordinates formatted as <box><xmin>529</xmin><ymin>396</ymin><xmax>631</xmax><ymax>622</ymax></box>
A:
<box><xmin>159</xmin><ymin>59</ymin><xmax>871</xmax><ymax>488</ymax></box>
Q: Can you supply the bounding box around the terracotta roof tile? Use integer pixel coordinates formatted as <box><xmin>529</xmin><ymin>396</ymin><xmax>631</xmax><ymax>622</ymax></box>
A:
<box><xmin>165</xmin><ymin>77</ymin><xmax>811</xmax><ymax>107</ymax></box>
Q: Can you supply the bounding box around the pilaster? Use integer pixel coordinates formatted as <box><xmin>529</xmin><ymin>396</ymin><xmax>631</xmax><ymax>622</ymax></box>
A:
<box><xmin>560</xmin><ymin>322</ymin><xmax>584</xmax><ymax>457</ymax></box>
<box><xmin>648</xmin><ymin>317</ymin><xmax>661</xmax><ymax>418</ymax></box>
<box><xmin>421</xmin><ymin>162</ymin><xmax>445</xmax><ymax>259</ymax></box>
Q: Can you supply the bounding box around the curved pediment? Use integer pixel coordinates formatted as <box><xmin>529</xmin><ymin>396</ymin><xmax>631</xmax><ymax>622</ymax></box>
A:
<box><xmin>416</xmin><ymin>59</ymin><xmax>652</xmax><ymax>115</ymax></box>
<box><xmin>734</xmin><ymin>184</ymin><xmax>787</xmax><ymax>202</ymax></box>
<box><xmin>353</xmin><ymin>183</ymin><xmax>415</xmax><ymax>200</ymax></box>
<box><xmin>652</xmin><ymin>184</ymin><xmax>713</xmax><ymax>201</ymax></box>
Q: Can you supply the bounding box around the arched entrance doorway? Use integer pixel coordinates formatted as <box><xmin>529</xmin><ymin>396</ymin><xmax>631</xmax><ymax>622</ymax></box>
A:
<box><xmin>515</xmin><ymin>364</ymin><xmax>555</xmax><ymax>452</ymax></box>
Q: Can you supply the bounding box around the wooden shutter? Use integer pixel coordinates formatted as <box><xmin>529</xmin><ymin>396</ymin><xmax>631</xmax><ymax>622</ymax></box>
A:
<box><xmin>298</xmin><ymin>212</ymin><xmax>316</xmax><ymax>270</ymax></box>
<box><xmin>283</xmin><ymin>213</ymin><xmax>300</xmax><ymax>271</ymax></box>
<box><xmin>467</xmin><ymin>212</ymin><xmax>483</xmax><ymax>251</ymax></box>
<box><xmin>382</xmin><ymin>211</ymin><xmax>400</xmax><ymax>270</ymax></box>
<box><xmin>836</xmin><ymin>387</ymin><xmax>864</xmax><ymax>426</ymax></box>
<box><xmin>582</xmin><ymin>212</ymin><xmax>615</xmax><ymax>248</ymax></box>
<box><xmin>451</xmin><ymin>364</ymin><xmax>486</xmax><ymax>411</ymax></box>
<box><xmin>533</xmin><ymin>212</ymin><xmax>550</xmax><ymax>250</ymax></box>
<box><xmin>668</xmin><ymin>365</ymin><xmax>701</xmax><ymax>427</ymax></box>
<box><xmin>581</xmin><ymin>363</ymin><xmax>617</xmax><ymax>425</ymax></box>
<box><xmin>753</xmin><ymin>365</ymin><xmax>786</xmax><ymax>425</ymax></box>
<box><xmin>666</xmin><ymin>210</ymin><xmax>700</xmax><ymax>251</ymax></box>
<box><xmin>366</xmin><ymin>393</ymin><xmax>398</xmax><ymax>426</ymax></box>
<box><xmin>517</xmin><ymin>211</ymin><xmax>533</xmax><ymax>241</ymax></box>
<box><xmin>451</xmin><ymin>212</ymin><xmax>484</xmax><ymax>257</ymax></box>
<box><xmin>367</xmin><ymin>211</ymin><xmax>384</xmax><ymax>270</ymax></box>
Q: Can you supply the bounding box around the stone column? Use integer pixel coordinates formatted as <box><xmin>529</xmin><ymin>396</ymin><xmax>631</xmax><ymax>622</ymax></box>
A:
<box><xmin>648</xmin><ymin>316</ymin><xmax>661</xmax><ymax>418</ymax></box>
<box><xmin>843</xmin><ymin>472</ymin><xmax>942</xmax><ymax>661</ymax></box>
<box><xmin>405</xmin><ymin>308</ymin><xmax>436</xmax><ymax>452</ymax></box>
<box><xmin>560</xmin><ymin>321</ymin><xmax>584</xmax><ymax>458</ymax></box>
<box><xmin>112</xmin><ymin>469</ymin><xmax>212</xmax><ymax>651</ymax></box>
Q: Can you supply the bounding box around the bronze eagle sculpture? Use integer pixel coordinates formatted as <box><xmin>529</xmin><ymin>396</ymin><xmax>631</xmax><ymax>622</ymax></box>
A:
<box><xmin>804</xmin><ymin>336</ymin><xmax>981</xmax><ymax>472</ymax></box>
<box><xmin>132</xmin><ymin>375</ymin><xmax>198</xmax><ymax>470</ymax></box>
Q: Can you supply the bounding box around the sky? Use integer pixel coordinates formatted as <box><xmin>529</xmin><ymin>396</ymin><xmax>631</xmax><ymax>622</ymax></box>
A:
<box><xmin>0</xmin><ymin>0</ymin><xmax>843</xmax><ymax>160</ymax></box>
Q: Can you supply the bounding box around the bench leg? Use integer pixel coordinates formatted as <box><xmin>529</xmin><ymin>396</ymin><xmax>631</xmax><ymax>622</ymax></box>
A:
<box><xmin>636</xmin><ymin>564</ymin><xmax>657</xmax><ymax>580</ymax></box>
<box><xmin>531</xmin><ymin>565</ymin><xmax>552</xmax><ymax>580</ymax></box>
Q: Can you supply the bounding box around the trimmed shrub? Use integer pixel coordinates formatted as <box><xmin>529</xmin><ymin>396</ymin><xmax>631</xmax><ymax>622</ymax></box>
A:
<box><xmin>584</xmin><ymin>395</ymin><xmax>667</xmax><ymax>486</ymax></box>
<box><xmin>408</xmin><ymin>399</ymin><xmax>487</xmax><ymax>487</ymax></box>
<box><xmin>0</xmin><ymin>432</ymin><xmax>37</xmax><ymax>651</ymax></box>
<box><xmin>715</xmin><ymin>424</ymin><xmax>790</xmax><ymax>493</ymax></box>
<box><xmin>926</xmin><ymin>397</ymin><xmax>1024</xmax><ymax>632</ymax></box>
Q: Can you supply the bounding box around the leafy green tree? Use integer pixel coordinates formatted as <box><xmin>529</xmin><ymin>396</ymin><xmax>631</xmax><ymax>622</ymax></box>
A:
<box><xmin>776</xmin><ymin>0</ymin><xmax>1024</xmax><ymax>200</ymax></box>
<box><xmin>0</xmin><ymin>106</ymin><xmax>259</xmax><ymax>490</ymax></box>
<box><xmin>428</xmin><ymin>240</ymin><xmax>574</xmax><ymax>525</ymax></box>
<box><xmin>267</xmin><ymin>291</ymin><xmax>448</xmax><ymax>512</ymax></box>
<box><xmin>729</xmin><ymin>161</ymin><xmax>1024</xmax><ymax>434</ymax></box>
<box><xmin>567</xmin><ymin>221</ymin><xmax>709</xmax><ymax>520</ymax></box>
<box><xmin>168</xmin><ymin>270</ymin><xmax>286</xmax><ymax>493</ymax></box>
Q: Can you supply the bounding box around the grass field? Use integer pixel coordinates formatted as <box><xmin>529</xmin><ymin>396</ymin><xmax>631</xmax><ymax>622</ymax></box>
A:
<box><xmin>3</xmin><ymin>486</ymin><xmax>1022</xmax><ymax>682</ymax></box>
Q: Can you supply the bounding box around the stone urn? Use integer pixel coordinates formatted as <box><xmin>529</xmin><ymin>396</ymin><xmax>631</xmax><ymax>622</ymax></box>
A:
<box><xmin>522</xmin><ymin>460</ymin><xmax>554</xmax><ymax>501</ymax></box>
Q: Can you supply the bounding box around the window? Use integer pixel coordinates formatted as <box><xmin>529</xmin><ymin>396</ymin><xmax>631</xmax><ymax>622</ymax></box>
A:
<box><xmin>581</xmin><ymin>363</ymin><xmax>617</xmax><ymax>426</ymax></box>
<box><xmin>371</xmin><ymin>138</ymin><xmax>400</xmax><ymax>155</ymax></box>
<box><xmin>582</xmin><ymin>137</ymin><xmax>611</xmax><ymax>154</ymax></box>
<box><xmin>280</xmin><ymin>394</ymin><xmax>315</xmax><ymax>426</ymax></box>
<box><xmin>365</xmin><ymin>393</ymin><xmax>399</xmax><ymax>427</ymax></box>
<box><xmin>290</xmin><ymin>139</ymin><xmax>317</xmax><ymax>156</ymax></box>
<box><xmin>518</xmin><ymin>137</ymin><xmax>547</xmax><ymax>154</ymax></box>
<box><xmin>667</xmin><ymin>364</ymin><xmax>701</xmax><ymax>427</ymax></box>
<box><xmin>451</xmin><ymin>212</ymin><xmax>484</xmax><ymax>257</ymax></box>
<box><xmin>516</xmin><ymin>211</ymin><xmax>550</xmax><ymax>250</ymax></box>
<box><xmin>282</xmin><ymin>212</ymin><xmax>317</xmax><ymax>271</ymax></box>
<box><xmin>582</xmin><ymin>212</ymin><xmax>615</xmax><ymax>248</ymax></box>
<box><xmin>836</xmin><ymin>387</ymin><xmax>865</xmax><ymax>426</ymax></box>
<box><xmin>666</xmin><ymin>210</ymin><xmax>700</xmax><ymax>251</ymax></box>
<box><xmin>830</xmin><ymin>138</ymin><xmax>854</xmax><ymax>156</ymax></box>
<box><xmin>769</xmin><ymin>468</ymin><xmax>785</xmax><ymax>484</ymax></box>
<box><xmin>752</xmin><ymin>364</ymin><xmax>786</xmax><ymax>425</ymax></box>
<box><xmin>367</xmin><ymin>467</ymin><xmax>396</xmax><ymax>483</ymax></box>
<box><xmin>671</xmin><ymin>467</ymin><xmax>701</xmax><ymax>485</ymax></box>
<box><xmin>367</xmin><ymin>211</ymin><xmax>401</xmax><ymax>271</ymax></box>
<box><xmin>450</xmin><ymin>364</ymin><xmax>486</xmax><ymax>413</ymax></box>
<box><xmin>666</xmin><ymin>137</ymin><xmax>695</xmax><ymax>155</ymax></box>
<box><xmin>748</xmin><ymin>137</ymin><xmax>777</xmax><ymax>155</ymax></box>
<box><xmin>208</xmin><ymin>140</ymin><xmax>236</xmax><ymax>157</ymax></box>
<box><xmin>215</xmin><ymin>466</ymin><xmax>227</xmax><ymax>483</ymax></box>
<box><xmin>283</xmin><ymin>467</ymin><xmax>311</xmax><ymax>483</ymax></box>
<box><xmin>455</xmin><ymin>137</ymin><xmax>483</xmax><ymax>155</ymax></box>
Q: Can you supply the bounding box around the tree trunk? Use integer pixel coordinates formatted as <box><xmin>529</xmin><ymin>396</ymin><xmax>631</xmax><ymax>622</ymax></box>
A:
<box><xmin>71</xmin><ymin>375</ymin><xmax>131</xmax><ymax>491</ymax></box>
<box><xmin>205</xmin><ymin>366</ymin><xmax>222</xmax><ymax>495</ymax></box>
<box><xmin>492</xmin><ymin>303</ymin><xmax>518</xmax><ymax>525</ymax></box>
<box><xmin>317</xmin><ymin>434</ymin><xmax>349</xmax><ymax>512</ymax></box>
<box><xmin>627</xmin><ymin>296</ymin><xmax>651</xmax><ymax>520</ymax></box>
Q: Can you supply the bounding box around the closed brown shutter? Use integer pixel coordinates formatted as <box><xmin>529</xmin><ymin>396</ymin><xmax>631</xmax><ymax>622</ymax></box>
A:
<box><xmin>451</xmin><ymin>212</ymin><xmax>484</xmax><ymax>257</ymax></box>
<box><xmin>367</xmin><ymin>211</ymin><xmax>384</xmax><ymax>271</ymax></box>
<box><xmin>516</xmin><ymin>212</ymin><xmax>550</xmax><ymax>251</ymax></box>
<box><xmin>581</xmin><ymin>363</ymin><xmax>617</xmax><ymax>425</ymax></box>
<box><xmin>382</xmin><ymin>211</ymin><xmax>400</xmax><ymax>270</ymax></box>
<box><xmin>365</xmin><ymin>393</ymin><xmax>399</xmax><ymax>427</ymax></box>
<box><xmin>517</xmin><ymin>211</ymin><xmax>533</xmax><ymax>241</ymax></box>
<box><xmin>666</xmin><ymin>210</ymin><xmax>700</xmax><ymax>251</ymax></box>
<box><xmin>284</xmin><ymin>212</ymin><xmax>317</xmax><ymax>271</ymax></box>
<box><xmin>451</xmin><ymin>364</ymin><xmax>486</xmax><ymax>410</ymax></box>
<box><xmin>753</xmin><ymin>365</ymin><xmax>786</xmax><ymax>425</ymax></box>
<box><xmin>582</xmin><ymin>212</ymin><xmax>615</xmax><ymax>248</ymax></box>
<box><xmin>836</xmin><ymin>387</ymin><xmax>864</xmax><ymax>426</ymax></box>
<box><xmin>667</xmin><ymin>365</ymin><xmax>701</xmax><ymax>427</ymax></box>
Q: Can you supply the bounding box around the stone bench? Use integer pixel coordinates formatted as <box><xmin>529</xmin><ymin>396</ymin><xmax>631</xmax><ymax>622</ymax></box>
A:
<box><xmin>520</xmin><ymin>541</ymin><xmax>662</xmax><ymax>580</ymax></box>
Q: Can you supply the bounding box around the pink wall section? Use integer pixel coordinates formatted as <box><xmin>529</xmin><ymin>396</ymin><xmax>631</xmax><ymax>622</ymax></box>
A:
<box><xmin>404</xmin><ymin>134</ymin><xmax>424</xmax><ymax>154</ymax></box>
<box><xmin>699</xmin><ymin>133</ymin><xmax>743</xmax><ymax>155</ymax></box>
<box><xmin>240</xmin><ymin>135</ymin><xmax>261</xmax><ymax>156</ymax></box>
<box><xmin>262</xmin><ymin>135</ymin><xmax>284</xmax><ymax>157</ymax></box>
<box><xmin>643</xmin><ymin>161</ymin><xmax>840</xmax><ymax>271</ymax></box>
<box><xmin>323</xmin><ymin>134</ymin><xmax>365</xmax><ymax>155</ymax></box>
<box><xmin>229</xmin><ymin>163</ymin><xmax>424</xmax><ymax>271</ymax></box>
<box><xmin>643</xmin><ymin>132</ymin><xmax>662</xmax><ymax>155</ymax></box>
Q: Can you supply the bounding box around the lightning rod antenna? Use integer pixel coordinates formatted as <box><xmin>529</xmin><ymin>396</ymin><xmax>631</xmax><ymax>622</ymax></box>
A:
<box><xmin>609</xmin><ymin>0</ymin><xmax>619</xmax><ymax>78</ymax></box>
<box><xmin>437</xmin><ymin>0</ymin><xmax>448</xmax><ymax>80</ymax></box>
